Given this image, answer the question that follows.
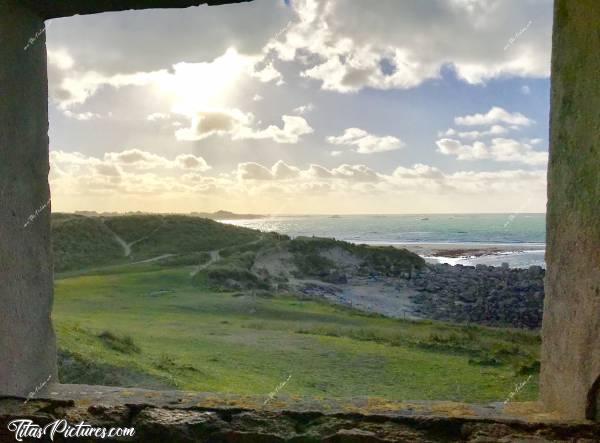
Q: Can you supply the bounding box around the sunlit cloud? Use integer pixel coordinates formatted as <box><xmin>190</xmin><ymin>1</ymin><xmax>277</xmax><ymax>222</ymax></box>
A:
<box><xmin>436</xmin><ymin>137</ymin><xmax>548</xmax><ymax>165</ymax></box>
<box><xmin>327</xmin><ymin>128</ymin><xmax>405</xmax><ymax>154</ymax></box>
<box><xmin>49</xmin><ymin>149</ymin><xmax>547</xmax><ymax>213</ymax></box>
<box><xmin>454</xmin><ymin>106</ymin><xmax>534</xmax><ymax>127</ymax></box>
<box><xmin>48</xmin><ymin>47</ymin><xmax>281</xmax><ymax>115</ymax></box>
<box><xmin>175</xmin><ymin>111</ymin><xmax>313</xmax><ymax>144</ymax></box>
<box><xmin>264</xmin><ymin>0</ymin><xmax>551</xmax><ymax>93</ymax></box>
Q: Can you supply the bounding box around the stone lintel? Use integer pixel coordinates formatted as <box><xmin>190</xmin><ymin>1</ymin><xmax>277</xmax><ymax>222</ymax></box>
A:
<box><xmin>21</xmin><ymin>0</ymin><xmax>252</xmax><ymax>20</ymax></box>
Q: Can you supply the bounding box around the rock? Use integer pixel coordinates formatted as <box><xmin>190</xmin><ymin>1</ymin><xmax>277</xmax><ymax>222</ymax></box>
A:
<box><xmin>322</xmin><ymin>272</ymin><xmax>348</xmax><ymax>284</ymax></box>
<box><xmin>408</xmin><ymin>263</ymin><xmax>545</xmax><ymax>329</ymax></box>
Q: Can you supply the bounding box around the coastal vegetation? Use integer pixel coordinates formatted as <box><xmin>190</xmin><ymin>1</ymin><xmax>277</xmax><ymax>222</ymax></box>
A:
<box><xmin>51</xmin><ymin>213</ymin><xmax>540</xmax><ymax>402</ymax></box>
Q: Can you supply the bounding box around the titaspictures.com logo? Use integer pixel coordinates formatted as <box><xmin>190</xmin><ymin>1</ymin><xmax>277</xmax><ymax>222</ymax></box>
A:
<box><xmin>7</xmin><ymin>419</ymin><xmax>135</xmax><ymax>441</ymax></box>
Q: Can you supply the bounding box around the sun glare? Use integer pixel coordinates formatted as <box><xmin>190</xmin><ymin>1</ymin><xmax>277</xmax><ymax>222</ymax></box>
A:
<box><xmin>157</xmin><ymin>48</ymin><xmax>256</xmax><ymax>117</ymax></box>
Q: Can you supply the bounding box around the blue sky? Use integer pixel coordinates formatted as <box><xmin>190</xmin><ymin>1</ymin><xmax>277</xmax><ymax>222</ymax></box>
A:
<box><xmin>45</xmin><ymin>0</ymin><xmax>553</xmax><ymax>214</ymax></box>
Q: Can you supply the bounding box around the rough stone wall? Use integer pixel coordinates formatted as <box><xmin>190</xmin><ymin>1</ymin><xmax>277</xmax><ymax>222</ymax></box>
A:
<box><xmin>1</xmin><ymin>387</ymin><xmax>600</xmax><ymax>442</ymax></box>
<box><xmin>0</xmin><ymin>2</ymin><xmax>57</xmax><ymax>396</ymax></box>
<box><xmin>540</xmin><ymin>0</ymin><xmax>600</xmax><ymax>421</ymax></box>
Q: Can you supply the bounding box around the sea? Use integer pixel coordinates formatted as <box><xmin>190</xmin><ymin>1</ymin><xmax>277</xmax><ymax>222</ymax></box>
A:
<box><xmin>222</xmin><ymin>213</ymin><xmax>546</xmax><ymax>269</ymax></box>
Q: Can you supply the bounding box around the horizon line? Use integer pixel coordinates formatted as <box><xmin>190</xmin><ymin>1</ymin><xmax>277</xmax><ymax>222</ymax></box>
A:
<box><xmin>52</xmin><ymin>210</ymin><xmax>547</xmax><ymax>216</ymax></box>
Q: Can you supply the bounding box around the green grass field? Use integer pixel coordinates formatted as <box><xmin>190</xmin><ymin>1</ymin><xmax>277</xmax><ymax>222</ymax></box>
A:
<box><xmin>53</xmin><ymin>261</ymin><xmax>540</xmax><ymax>403</ymax></box>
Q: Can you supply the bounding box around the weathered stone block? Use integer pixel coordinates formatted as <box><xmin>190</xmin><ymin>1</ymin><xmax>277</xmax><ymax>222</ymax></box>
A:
<box><xmin>540</xmin><ymin>0</ymin><xmax>600</xmax><ymax>421</ymax></box>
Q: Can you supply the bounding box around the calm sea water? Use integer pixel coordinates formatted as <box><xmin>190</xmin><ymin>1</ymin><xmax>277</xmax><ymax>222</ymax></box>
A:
<box><xmin>223</xmin><ymin>214</ymin><xmax>546</xmax><ymax>268</ymax></box>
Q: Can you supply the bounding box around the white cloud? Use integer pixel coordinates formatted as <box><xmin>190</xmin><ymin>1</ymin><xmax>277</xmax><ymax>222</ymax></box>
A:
<box><xmin>237</xmin><ymin>161</ymin><xmax>377</xmax><ymax>182</ymax></box>
<box><xmin>236</xmin><ymin>115</ymin><xmax>314</xmax><ymax>144</ymax></box>
<box><xmin>272</xmin><ymin>160</ymin><xmax>301</xmax><ymax>179</ymax></box>
<box><xmin>454</xmin><ymin>106</ymin><xmax>534</xmax><ymax>127</ymax></box>
<box><xmin>175</xmin><ymin>154</ymin><xmax>212</xmax><ymax>171</ymax></box>
<box><xmin>47</xmin><ymin>47</ymin><xmax>281</xmax><ymax>112</ymax></box>
<box><xmin>63</xmin><ymin>110</ymin><xmax>102</xmax><ymax>121</ymax></box>
<box><xmin>50</xmin><ymin>149</ymin><xmax>547</xmax><ymax>213</ymax></box>
<box><xmin>237</xmin><ymin>162</ymin><xmax>275</xmax><ymax>180</ymax></box>
<box><xmin>176</xmin><ymin>110</ymin><xmax>313</xmax><ymax>144</ymax></box>
<box><xmin>438</xmin><ymin>124</ymin><xmax>508</xmax><ymax>140</ymax></box>
<box><xmin>90</xmin><ymin>148</ymin><xmax>211</xmax><ymax>172</ymax></box>
<box><xmin>436</xmin><ymin>137</ymin><xmax>547</xmax><ymax>165</ymax></box>
<box><xmin>393</xmin><ymin>163</ymin><xmax>445</xmax><ymax>180</ymax></box>
<box><xmin>47</xmin><ymin>49</ymin><xmax>74</xmax><ymax>71</ymax></box>
<box><xmin>304</xmin><ymin>163</ymin><xmax>381</xmax><ymax>182</ymax></box>
<box><xmin>521</xmin><ymin>85</ymin><xmax>531</xmax><ymax>95</ymax></box>
<box><xmin>104</xmin><ymin>149</ymin><xmax>167</xmax><ymax>169</ymax></box>
<box><xmin>327</xmin><ymin>128</ymin><xmax>405</xmax><ymax>154</ymax></box>
<box><xmin>94</xmin><ymin>163</ymin><xmax>121</xmax><ymax>177</ymax></box>
<box><xmin>264</xmin><ymin>0</ymin><xmax>551</xmax><ymax>93</ymax></box>
<box><xmin>147</xmin><ymin>113</ymin><xmax>171</xmax><ymax>121</ymax></box>
<box><xmin>293</xmin><ymin>103</ymin><xmax>315</xmax><ymax>115</ymax></box>
<box><xmin>251</xmin><ymin>61</ymin><xmax>283</xmax><ymax>83</ymax></box>
<box><xmin>175</xmin><ymin>109</ymin><xmax>245</xmax><ymax>141</ymax></box>
<box><xmin>236</xmin><ymin>160</ymin><xmax>301</xmax><ymax>181</ymax></box>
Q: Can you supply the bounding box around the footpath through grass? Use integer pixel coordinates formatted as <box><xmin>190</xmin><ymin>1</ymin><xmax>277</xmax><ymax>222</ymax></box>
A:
<box><xmin>53</xmin><ymin>264</ymin><xmax>540</xmax><ymax>403</ymax></box>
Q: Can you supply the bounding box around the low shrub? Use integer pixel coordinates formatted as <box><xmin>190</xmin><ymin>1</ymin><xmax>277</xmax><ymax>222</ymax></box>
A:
<box><xmin>293</xmin><ymin>253</ymin><xmax>335</xmax><ymax>277</ymax></box>
<box><xmin>194</xmin><ymin>265</ymin><xmax>270</xmax><ymax>291</ymax></box>
<box><xmin>97</xmin><ymin>331</ymin><xmax>140</xmax><ymax>354</ymax></box>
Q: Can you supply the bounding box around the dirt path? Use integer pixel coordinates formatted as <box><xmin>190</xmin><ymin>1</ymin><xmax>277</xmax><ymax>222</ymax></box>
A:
<box><xmin>190</xmin><ymin>250</ymin><xmax>220</xmax><ymax>276</ymax></box>
<box><xmin>126</xmin><ymin>220</ymin><xmax>167</xmax><ymax>254</ymax></box>
<box><xmin>101</xmin><ymin>217</ymin><xmax>167</xmax><ymax>258</ymax></box>
<box><xmin>129</xmin><ymin>254</ymin><xmax>176</xmax><ymax>265</ymax></box>
<box><xmin>111</xmin><ymin>231</ymin><xmax>132</xmax><ymax>257</ymax></box>
<box><xmin>189</xmin><ymin>236</ymin><xmax>267</xmax><ymax>277</ymax></box>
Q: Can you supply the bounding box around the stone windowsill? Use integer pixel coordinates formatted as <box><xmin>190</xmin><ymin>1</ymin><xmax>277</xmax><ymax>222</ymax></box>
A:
<box><xmin>1</xmin><ymin>384</ymin><xmax>599</xmax><ymax>442</ymax></box>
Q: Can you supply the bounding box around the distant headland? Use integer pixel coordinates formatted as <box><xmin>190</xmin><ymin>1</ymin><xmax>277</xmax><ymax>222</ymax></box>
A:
<box><xmin>73</xmin><ymin>210</ymin><xmax>265</xmax><ymax>220</ymax></box>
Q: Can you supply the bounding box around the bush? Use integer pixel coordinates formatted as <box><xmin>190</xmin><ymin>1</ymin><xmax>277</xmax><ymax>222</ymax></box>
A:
<box><xmin>97</xmin><ymin>331</ymin><xmax>140</xmax><ymax>354</ymax></box>
<box><xmin>468</xmin><ymin>356</ymin><xmax>503</xmax><ymax>366</ymax></box>
<box><xmin>517</xmin><ymin>359</ymin><xmax>540</xmax><ymax>375</ymax></box>
<box><xmin>193</xmin><ymin>265</ymin><xmax>269</xmax><ymax>291</ymax></box>
<box><xmin>57</xmin><ymin>349</ymin><xmax>173</xmax><ymax>389</ymax></box>
<box><xmin>356</xmin><ymin>245</ymin><xmax>426</xmax><ymax>276</ymax></box>
<box><xmin>288</xmin><ymin>235</ymin><xmax>425</xmax><ymax>278</ymax></box>
<box><xmin>293</xmin><ymin>253</ymin><xmax>335</xmax><ymax>277</ymax></box>
<box><xmin>220</xmin><ymin>251</ymin><xmax>256</xmax><ymax>270</ymax></box>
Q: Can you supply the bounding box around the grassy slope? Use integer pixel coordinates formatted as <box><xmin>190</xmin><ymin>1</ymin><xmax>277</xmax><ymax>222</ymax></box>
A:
<box><xmin>52</xmin><ymin>214</ymin><xmax>265</xmax><ymax>271</ymax></box>
<box><xmin>52</xmin><ymin>214</ymin><xmax>125</xmax><ymax>272</ymax></box>
<box><xmin>104</xmin><ymin>214</ymin><xmax>261</xmax><ymax>260</ymax></box>
<box><xmin>53</xmin><ymin>263</ymin><xmax>540</xmax><ymax>402</ymax></box>
<box><xmin>52</xmin><ymin>214</ymin><xmax>425</xmax><ymax>281</ymax></box>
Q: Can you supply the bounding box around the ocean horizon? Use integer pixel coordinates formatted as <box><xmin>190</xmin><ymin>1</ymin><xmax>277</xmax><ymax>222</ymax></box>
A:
<box><xmin>222</xmin><ymin>213</ymin><xmax>546</xmax><ymax>269</ymax></box>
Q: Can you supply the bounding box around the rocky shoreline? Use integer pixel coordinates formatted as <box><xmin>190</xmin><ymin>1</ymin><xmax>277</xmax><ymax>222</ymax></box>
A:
<box><xmin>295</xmin><ymin>262</ymin><xmax>545</xmax><ymax>330</ymax></box>
<box><xmin>407</xmin><ymin>263</ymin><xmax>545</xmax><ymax>329</ymax></box>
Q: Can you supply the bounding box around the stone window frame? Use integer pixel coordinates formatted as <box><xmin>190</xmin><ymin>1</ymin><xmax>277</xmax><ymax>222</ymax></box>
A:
<box><xmin>0</xmin><ymin>0</ymin><xmax>598</xmax><ymax>425</ymax></box>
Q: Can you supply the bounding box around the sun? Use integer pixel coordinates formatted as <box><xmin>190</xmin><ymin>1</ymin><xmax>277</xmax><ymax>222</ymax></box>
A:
<box><xmin>155</xmin><ymin>48</ymin><xmax>257</xmax><ymax>117</ymax></box>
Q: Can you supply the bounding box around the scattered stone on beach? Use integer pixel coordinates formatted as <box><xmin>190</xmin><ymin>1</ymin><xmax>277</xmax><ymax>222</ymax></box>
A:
<box><xmin>408</xmin><ymin>263</ymin><xmax>545</xmax><ymax>329</ymax></box>
<box><xmin>292</xmin><ymin>262</ymin><xmax>545</xmax><ymax>329</ymax></box>
<box><xmin>430</xmin><ymin>248</ymin><xmax>504</xmax><ymax>258</ymax></box>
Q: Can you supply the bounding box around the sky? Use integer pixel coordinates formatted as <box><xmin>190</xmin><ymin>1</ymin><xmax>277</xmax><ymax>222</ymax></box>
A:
<box><xmin>45</xmin><ymin>0</ymin><xmax>553</xmax><ymax>214</ymax></box>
